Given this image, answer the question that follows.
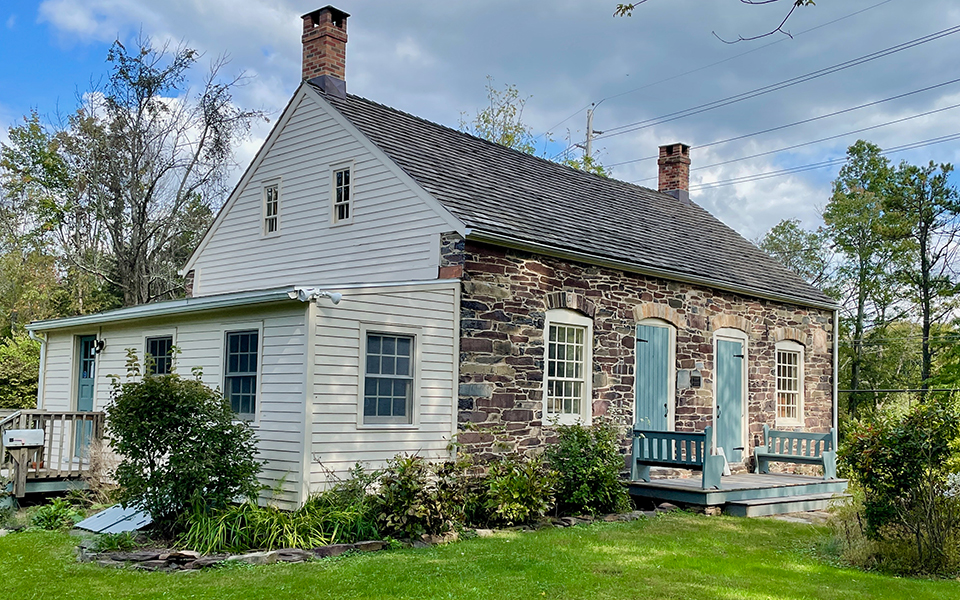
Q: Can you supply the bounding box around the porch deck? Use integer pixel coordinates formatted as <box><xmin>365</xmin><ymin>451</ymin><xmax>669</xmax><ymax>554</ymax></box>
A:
<box><xmin>628</xmin><ymin>472</ymin><xmax>849</xmax><ymax>516</ymax></box>
<box><xmin>1</xmin><ymin>410</ymin><xmax>105</xmax><ymax>500</ymax></box>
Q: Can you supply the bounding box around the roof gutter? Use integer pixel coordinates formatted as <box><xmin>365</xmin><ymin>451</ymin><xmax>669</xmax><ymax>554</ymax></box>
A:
<box><xmin>26</xmin><ymin>288</ymin><xmax>300</xmax><ymax>332</ymax></box>
<box><xmin>466</xmin><ymin>230</ymin><xmax>838</xmax><ymax>312</ymax></box>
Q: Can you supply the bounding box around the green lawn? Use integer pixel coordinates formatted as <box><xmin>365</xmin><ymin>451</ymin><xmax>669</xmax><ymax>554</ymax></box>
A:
<box><xmin>2</xmin><ymin>513</ymin><xmax>958</xmax><ymax>599</ymax></box>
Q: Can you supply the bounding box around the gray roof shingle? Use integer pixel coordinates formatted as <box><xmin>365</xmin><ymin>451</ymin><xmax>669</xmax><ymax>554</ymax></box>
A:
<box><xmin>318</xmin><ymin>87</ymin><xmax>835</xmax><ymax>308</ymax></box>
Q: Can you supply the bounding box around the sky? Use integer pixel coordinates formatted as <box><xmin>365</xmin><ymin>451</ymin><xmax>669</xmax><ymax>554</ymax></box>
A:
<box><xmin>2</xmin><ymin>0</ymin><xmax>960</xmax><ymax>241</ymax></box>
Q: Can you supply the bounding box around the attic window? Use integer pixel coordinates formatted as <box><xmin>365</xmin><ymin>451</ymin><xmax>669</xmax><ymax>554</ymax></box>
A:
<box><xmin>332</xmin><ymin>167</ymin><xmax>352</xmax><ymax>224</ymax></box>
<box><xmin>263</xmin><ymin>182</ymin><xmax>280</xmax><ymax>235</ymax></box>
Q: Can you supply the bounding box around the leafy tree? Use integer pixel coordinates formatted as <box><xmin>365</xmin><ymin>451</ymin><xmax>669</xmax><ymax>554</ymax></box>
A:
<box><xmin>885</xmin><ymin>161</ymin><xmax>960</xmax><ymax>392</ymax></box>
<box><xmin>824</xmin><ymin>141</ymin><xmax>906</xmax><ymax>416</ymax></box>
<box><xmin>107</xmin><ymin>358</ymin><xmax>262</xmax><ymax>535</ymax></box>
<box><xmin>757</xmin><ymin>218</ymin><xmax>833</xmax><ymax>289</ymax></box>
<box><xmin>0</xmin><ymin>335</ymin><xmax>41</xmax><ymax>409</ymax></box>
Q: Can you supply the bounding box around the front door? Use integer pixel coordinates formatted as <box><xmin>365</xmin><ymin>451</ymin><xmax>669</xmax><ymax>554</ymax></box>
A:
<box><xmin>635</xmin><ymin>324</ymin><xmax>670</xmax><ymax>430</ymax></box>
<box><xmin>75</xmin><ymin>335</ymin><xmax>96</xmax><ymax>457</ymax></box>
<box><xmin>715</xmin><ymin>338</ymin><xmax>744</xmax><ymax>463</ymax></box>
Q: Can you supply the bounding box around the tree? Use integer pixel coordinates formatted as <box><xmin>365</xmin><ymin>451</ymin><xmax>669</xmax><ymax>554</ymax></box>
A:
<box><xmin>615</xmin><ymin>0</ymin><xmax>817</xmax><ymax>43</ymax></box>
<box><xmin>823</xmin><ymin>140</ymin><xmax>906</xmax><ymax>416</ymax></box>
<box><xmin>885</xmin><ymin>161</ymin><xmax>960</xmax><ymax>393</ymax></box>
<box><xmin>0</xmin><ymin>335</ymin><xmax>41</xmax><ymax>409</ymax></box>
<box><xmin>757</xmin><ymin>218</ymin><xmax>833</xmax><ymax>289</ymax></box>
<box><xmin>460</xmin><ymin>77</ymin><xmax>607</xmax><ymax>176</ymax></box>
<box><xmin>1</xmin><ymin>37</ymin><xmax>262</xmax><ymax>308</ymax></box>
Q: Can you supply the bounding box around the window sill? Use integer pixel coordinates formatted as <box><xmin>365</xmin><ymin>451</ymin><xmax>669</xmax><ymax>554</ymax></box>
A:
<box><xmin>774</xmin><ymin>419</ymin><xmax>804</xmax><ymax>430</ymax></box>
<box><xmin>357</xmin><ymin>422</ymin><xmax>419</xmax><ymax>431</ymax></box>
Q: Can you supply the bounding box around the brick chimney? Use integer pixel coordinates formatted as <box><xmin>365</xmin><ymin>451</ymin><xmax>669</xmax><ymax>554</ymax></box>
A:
<box><xmin>658</xmin><ymin>143</ymin><xmax>691</xmax><ymax>203</ymax></box>
<box><xmin>302</xmin><ymin>6</ymin><xmax>349</xmax><ymax>96</ymax></box>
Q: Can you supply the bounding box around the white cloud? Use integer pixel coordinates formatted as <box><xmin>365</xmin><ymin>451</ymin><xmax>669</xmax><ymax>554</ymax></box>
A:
<box><xmin>5</xmin><ymin>14</ymin><xmax>15</xmax><ymax>29</ymax></box>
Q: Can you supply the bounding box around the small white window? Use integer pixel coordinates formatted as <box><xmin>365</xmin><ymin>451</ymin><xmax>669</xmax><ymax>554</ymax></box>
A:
<box><xmin>332</xmin><ymin>167</ymin><xmax>351</xmax><ymax>224</ymax></box>
<box><xmin>263</xmin><ymin>183</ymin><xmax>280</xmax><ymax>235</ymax></box>
<box><xmin>775</xmin><ymin>340</ymin><xmax>804</xmax><ymax>425</ymax></box>
<box><xmin>543</xmin><ymin>309</ymin><xmax>593</xmax><ymax>425</ymax></box>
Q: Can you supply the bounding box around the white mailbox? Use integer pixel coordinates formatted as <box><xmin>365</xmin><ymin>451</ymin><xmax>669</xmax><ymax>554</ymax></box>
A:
<box><xmin>3</xmin><ymin>429</ymin><xmax>45</xmax><ymax>448</ymax></box>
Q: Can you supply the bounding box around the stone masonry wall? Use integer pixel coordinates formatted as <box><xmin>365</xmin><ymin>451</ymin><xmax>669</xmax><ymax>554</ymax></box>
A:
<box><xmin>453</xmin><ymin>238</ymin><xmax>834</xmax><ymax>466</ymax></box>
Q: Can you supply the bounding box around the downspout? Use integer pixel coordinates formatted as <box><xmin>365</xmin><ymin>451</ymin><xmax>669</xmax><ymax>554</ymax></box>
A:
<box><xmin>28</xmin><ymin>330</ymin><xmax>46</xmax><ymax>410</ymax></box>
<box><xmin>832</xmin><ymin>309</ymin><xmax>839</xmax><ymax>448</ymax></box>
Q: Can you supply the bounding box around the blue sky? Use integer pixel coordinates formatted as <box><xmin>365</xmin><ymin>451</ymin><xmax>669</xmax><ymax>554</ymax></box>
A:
<box><xmin>3</xmin><ymin>1</ymin><xmax>960</xmax><ymax>240</ymax></box>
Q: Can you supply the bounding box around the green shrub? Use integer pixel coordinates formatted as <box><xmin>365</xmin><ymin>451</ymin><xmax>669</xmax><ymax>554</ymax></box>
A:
<box><xmin>546</xmin><ymin>421</ymin><xmax>631</xmax><ymax>516</ymax></box>
<box><xmin>377</xmin><ymin>455</ymin><xmax>460</xmax><ymax>539</ymax></box>
<box><xmin>31</xmin><ymin>498</ymin><xmax>84</xmax><ymax>530</ymax></box>
<box><xmin>0</xmin><ymin>334</ymin><xmax>40</xmax><ymax>409</ymax></box>
<box><xmin>484</xmin><ymin>454</ymin><xmax>556</xmax><ymax>525</ymax></box>
<box><xmin>840</xmin><ymin>396</ymin><xmax>960</xmax><ymax>575</ymax></box>
<box><xmin>106</xmin><ymin>365</ymin><xmax>262</xmax><ymax>536</ymax></box>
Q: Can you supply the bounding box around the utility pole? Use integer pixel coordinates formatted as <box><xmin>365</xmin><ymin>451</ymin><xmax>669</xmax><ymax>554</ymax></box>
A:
<box><xmin>585</xmin><ymin>105</ymin><xmax>595</xmax><ymax>161</ymax></box>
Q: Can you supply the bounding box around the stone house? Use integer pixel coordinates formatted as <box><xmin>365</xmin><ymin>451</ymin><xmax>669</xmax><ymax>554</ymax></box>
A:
<box><xmin>25</xmin><ymin>6</ymin><xmax>837</xmax><ymax>507</ymax></box>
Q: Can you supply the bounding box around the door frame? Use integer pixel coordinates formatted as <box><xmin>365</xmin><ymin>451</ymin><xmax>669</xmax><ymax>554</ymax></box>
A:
<box><xmin>712</xmin><ymin>327</ymin><xmax>748</xmax><ymax>463</ymax></box>
<box><xmin>635</xmin><ymin>318</ymin><xmax>677</xmax><ymax>431</ymax></box>
<box><xmin>72</xmin><ymin>333</ymin><xmax>100</xmax><ymax>412</ymax></box>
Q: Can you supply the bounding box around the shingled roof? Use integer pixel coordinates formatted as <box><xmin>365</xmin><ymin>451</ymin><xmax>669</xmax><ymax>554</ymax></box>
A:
<box><xmin>316</xmin><ymin>86</ymin><xmax>835</xmax><ymax>309</ymax></box>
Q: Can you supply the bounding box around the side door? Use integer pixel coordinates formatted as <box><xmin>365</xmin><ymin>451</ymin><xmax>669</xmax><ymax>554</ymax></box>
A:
<box><xmin>715</xmin><ymin>337</ymin><xmax>745</xmax><ymax>463</ymax></box>
<box><xmin>75</xmin><ymin>335</ymin><xmax>97</xmax><ymax>457</ymax></box>
<box><xmin>635</xmin><ymin>323</ymin><xmax>671</xmax><ymax>430</ymax></box>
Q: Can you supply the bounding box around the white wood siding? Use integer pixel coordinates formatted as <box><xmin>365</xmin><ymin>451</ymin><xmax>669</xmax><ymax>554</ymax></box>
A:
<box><xmin>309</xmin><ymin>282</ymin><xmax>458</xmax><ymax>489</ymax></box>
<box><xmin>191</xmin><ymin>93</ymin><xmax>455</xmax><ymax>296</ymax></box>
<box><xmin>37</xmin><ymin>303</ymin><xmax>308</xmax><ymax>509</ymax></box>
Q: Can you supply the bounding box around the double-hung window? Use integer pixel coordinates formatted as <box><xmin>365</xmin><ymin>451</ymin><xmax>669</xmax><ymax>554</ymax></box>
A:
<box><xmin>145</xmin><ymin>335</ymin><xmax>174</xmax><ymax>375</ymax></box>
<box><xmin>225</xmin><ymin>330</ymin><xmax>259</xmax><ymax>420</ymax></box>
<box><xmin>263</xmin><ymin>182</ymin><xmax>280</xmax><ymax>235</ymax></box>
<box><xmin>544</xmin><ymin>309</ymin><xmax>593</xmax><ymax>424</ymax></box>
<box><xmin>363</xmin><ymin>333</ymin><xmax>414</xmax><ymax>424</ymax></box>
<box><xmin>775</xmin><ymin>341</ymin><xmax>803</xmax><ymax>425</ymax></box>
<box><xmin>332</xmin><ymin>167</ymin><xmax>351</xmax><ymax>223</ymax></box>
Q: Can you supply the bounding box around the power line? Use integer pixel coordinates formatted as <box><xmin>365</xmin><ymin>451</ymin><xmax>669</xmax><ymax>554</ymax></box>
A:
<box><xmin>686</xmin><ymin>132</ymin><xmax>960</xmax><ymax>191</ymax></box>
<box><xmin>607</xmin><ymin>77</ymin><xmax>960</xmax><ymax>168</ymax></box>
<box><xmin>629</xmin><ymin>101</ymin><xmax>960</xmax><ymax>183</ymax></box>
<box><xmin>595</xmin><ymin>23</ymin><xmax>960</xmax><ymax>142</ymax></box>
<box><xmin>541</xmin><ymin>0</ymin><xmax>896</xmax><ymax>144</ymax></box>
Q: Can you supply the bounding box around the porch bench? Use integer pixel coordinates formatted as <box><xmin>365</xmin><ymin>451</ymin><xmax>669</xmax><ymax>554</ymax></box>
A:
<box><xmin>631</xmin><ymin>426</ymin><xmax>725</xmax><ymax>490</ymax></box>
<box><xmin>755</xmin><ymin>424</ymin><xmax>837</xmax><ymax>480</ymax></box>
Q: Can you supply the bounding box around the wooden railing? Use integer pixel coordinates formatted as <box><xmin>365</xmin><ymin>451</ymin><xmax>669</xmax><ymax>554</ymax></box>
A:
<box><xmin>632</xmin><ymin>426</ymin><xmax>725</xmax><ymax>490</ymax></box>
<box><xmin>1</xmin><ymin>410</ymin><xmax>106</xmax><ymax>497</ymax></box>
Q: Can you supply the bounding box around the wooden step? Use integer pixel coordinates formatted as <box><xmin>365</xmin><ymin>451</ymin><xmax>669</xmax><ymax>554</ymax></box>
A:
<box><xmin>724</xmin><ymin>493</ymin><xmax>850</xmax><ymax>517</ymax></box>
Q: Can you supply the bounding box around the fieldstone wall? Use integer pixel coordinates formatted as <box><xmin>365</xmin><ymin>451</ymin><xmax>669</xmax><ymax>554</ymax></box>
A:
<box><xmin>452</xmin><ymin>237</ymin><xmax>834</xmax><ymax>466</ymax></box>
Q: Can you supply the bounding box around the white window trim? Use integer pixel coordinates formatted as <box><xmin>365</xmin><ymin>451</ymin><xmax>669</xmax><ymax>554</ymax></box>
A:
<box><xmin>357</xmin><ymin>322</ymin><xmax>422</xmax><ymax>430</ymax></box>
<box><xmin>636</xmin><ymin>318</ymin><xmax>677</xmax><ymax>431</ymax></box>
<box><xmin>330</xmin><ymin>161</ymin><xmax>355</xmax><ymax>226</ymax></box>
<box><xmin>775</xmin><ymin>339</ymin><xmax>805</xmax><ymax>427</ymax></box>
<box><xmin>712</xmin><ymin>327</ymin><xmax>749</xmax><ymax>461</ymax></box>
<box><xmin>221</xmin><ymin>321</ymin><xmax>265</xmax><ymax>426</ymax></box>
<box><xmin>142</xmin><ymin>327</ymin><xmax>178</xmax><ymax>376</ymax></box>
<box><xmin>261</xmin><ymin>179</ymin><xmax>282</xmax><ymax>238</ymax></box>
<box><xmin>543</xmin><ymin>308</ymin><xmax>594</xmax><ymax>427</ymax></box>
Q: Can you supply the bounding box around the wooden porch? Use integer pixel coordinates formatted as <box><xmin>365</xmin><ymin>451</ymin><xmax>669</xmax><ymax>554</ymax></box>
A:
<box><xmin>1</xmin><ymin>410</ymin><xmax>106</xmax><ymax>500</ymax></box>
<box><xmin>629</xmin><ymin>472</ymin><xmax>849</xmax><ymax>517</ymax></box>
<box><xmin>629</xmin><ymin>427</ymin><xmax>848</xmax><ymax>516</ymax></box>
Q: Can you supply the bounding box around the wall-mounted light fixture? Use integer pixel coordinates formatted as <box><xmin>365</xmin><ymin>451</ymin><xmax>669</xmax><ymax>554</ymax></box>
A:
<box><xmin>293</xmin><ymin>288</ymin><xmax>342</xmax><ymax>305</ymax></box>
<box><xmin>93</xmin><ymin>339</ymin><xmax>106</xmax><ymax>355</ymax></box>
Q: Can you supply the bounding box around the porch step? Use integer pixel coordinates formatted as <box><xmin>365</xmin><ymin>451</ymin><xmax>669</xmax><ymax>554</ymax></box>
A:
<box><xmin>724</xmin><ymin>492</ymin><xmax>850</xmax><ymax>517</ymax></box>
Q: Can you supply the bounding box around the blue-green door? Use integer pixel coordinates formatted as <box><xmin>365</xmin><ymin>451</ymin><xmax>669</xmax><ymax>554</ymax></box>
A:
<box><xmin>716</xmin><ymin>338</ymin><xmax>744</xmax><ymax>463</ymax></box>
<box><xmin>76</xmin><ymin>335</ymin><xmax>96</xmax><ymax>456</ymax></box>
<box><xmin>636</xmin><ymin>324</ymin><xmax>670</xmax><ymax>430</ymax></box>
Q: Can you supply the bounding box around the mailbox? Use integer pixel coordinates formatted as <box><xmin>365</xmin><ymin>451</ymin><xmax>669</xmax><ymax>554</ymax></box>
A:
<box><xmin>3</xmin><ymin>429</ymin><xmax>45</xmax><ymax>448</ymax></box>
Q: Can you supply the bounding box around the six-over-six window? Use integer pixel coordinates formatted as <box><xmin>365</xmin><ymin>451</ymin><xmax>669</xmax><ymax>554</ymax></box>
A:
<box><xmin>776</xmin><ymin>342</ymin><xmax>803</xmax><ymax>423</ymax></box>
<box><xmin>546</xmin><ymin>323</ymin><xmax>586</xmax><ymax>417</ymax></box>
<box><xmin>364</xmin><ymin>333</ymin><xmax>414</xmax><ymax>424</ymax></box>
<box><xmin>225</xmin><ymin>330</ymin><xmax>259</xmax><ymax>419</ymax></box>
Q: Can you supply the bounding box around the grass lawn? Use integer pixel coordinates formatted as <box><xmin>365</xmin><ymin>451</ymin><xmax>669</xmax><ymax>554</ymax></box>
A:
<box><xmin>2</xmin><ymin>512</ymin><xmax>958</xmax><ymax>599</ymax></box>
